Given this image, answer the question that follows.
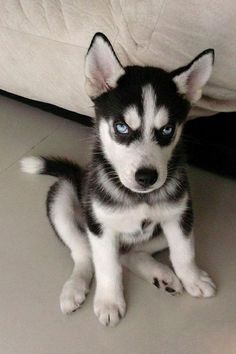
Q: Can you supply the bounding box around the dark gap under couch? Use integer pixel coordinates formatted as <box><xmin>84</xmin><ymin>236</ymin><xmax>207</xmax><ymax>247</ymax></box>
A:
<box><xmin>1</xmin><ymin>89</ymin><xmax>235</xmax><ymax>179</ymax></box>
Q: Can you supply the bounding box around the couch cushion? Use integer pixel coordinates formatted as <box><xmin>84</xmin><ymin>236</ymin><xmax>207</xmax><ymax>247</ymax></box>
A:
<box><xmin>0</xmin><ymin>0</ymin><xmax>236</xmax><ymax>119</ymax></box>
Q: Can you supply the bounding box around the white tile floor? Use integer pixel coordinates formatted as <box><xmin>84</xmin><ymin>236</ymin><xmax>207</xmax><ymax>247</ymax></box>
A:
<box><xmin>0</xmin><ymin>95</ymin><xmax>235</xmax><ymax>354</ymax></box>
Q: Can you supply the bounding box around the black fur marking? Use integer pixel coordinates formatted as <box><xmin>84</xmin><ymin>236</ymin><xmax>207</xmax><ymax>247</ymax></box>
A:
<box><xmin>89</xmin><ymin>148</ymin><xmax>124</xmax><ymax>207</ymax></box>
<box><xmin>141</xmin><ymin>219</ymin><xmax>152</xmax><ymax>230</ymax></box>
<box><xmin>151</xmin><ymin>223</ymin><xmax>162</xmax><ymax>238</ymax></box>
<box><xmin>120</xmin><ymin>244</ymin><xmax>132</xmax><ymax>254</ymax></box>
<box><xmin>40</xmin><ymin>156</ymin><xmax>82</xmax><ymax>179</ymax></box>
<box><xmin>40</xmin><ymin>156</ymin><xmax>85</xmax><ymax>198</ymax></box>
<box><xmin>89</xmin><ymin>166</ymin><xmax>120</xmax><ymax>207</ymax></box>
<box><xmin>46</xmin><ymin>181</ymin><xmax>65</xmax><ymax>244</ymax></box>
<box><xmin>153</xmin><ymin>278</ymin><xmax>160</xmax><ymax>288</ymax></box>
<box><xmin>165</xmin><ymin>172</ymin><xmax>188</xmax><ymax>202</ymax></box>
<box><xmin>159</xmin><ymin>142</ymin><xmax>189</xmax><ymax>203</ymax></box>
<box><xmin>85</xmin><ymin>204</ymin><xmax>102</xmax><ymax>236</ymax></box>
<box><xmin>180</xmin><ymin>199</ymin><xmax>194</xmax><ymax>237</ymax></box>
<box><xmin>167</xmin><ymin>141</ymin><xmax>186</xmax><ymax>178</ymax></box>
<box><xmin>93</xmin><ymin>180</ymin><xmax>119</xmax><ymax>206</ymax></box>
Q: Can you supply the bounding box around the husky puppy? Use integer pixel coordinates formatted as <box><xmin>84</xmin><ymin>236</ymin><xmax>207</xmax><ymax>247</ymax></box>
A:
<box><xmin>21</xmin><ymin>33</ymin><xmax>216</xmax><ymax>327</ymax></box>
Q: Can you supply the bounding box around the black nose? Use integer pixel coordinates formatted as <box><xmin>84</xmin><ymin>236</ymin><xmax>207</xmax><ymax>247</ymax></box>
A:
<box><xmin>135</xmin><ymin>168</ymin><xmax>158</xmax><ymax>188</ymax></box>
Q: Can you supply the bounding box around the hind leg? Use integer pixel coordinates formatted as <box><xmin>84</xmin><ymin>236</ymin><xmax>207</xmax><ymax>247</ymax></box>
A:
<box><xmin>48</xmin><ymin>180</ymin><xmax>93</xmax><ymax>314</ymax></box>
<box><xmin>121</xmin><ymin>236</ymin><xmax>183</xmax><ymax>295</ymax></box>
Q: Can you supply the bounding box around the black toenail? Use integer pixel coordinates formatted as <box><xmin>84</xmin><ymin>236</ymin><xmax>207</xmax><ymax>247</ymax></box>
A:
<box><xmin>165</xmin><ymin>287</ymin><xmax>176</xmax><ymax>293</ymax></box>
<box><xmin>153</xmin><ymin>278</ymin><xmax>160</xmax><ymax>288</ymax></box>
<box><xmin>162</xmin><ymin>280</ymin><xmax>168</xmax><ymax>286</ymax></box>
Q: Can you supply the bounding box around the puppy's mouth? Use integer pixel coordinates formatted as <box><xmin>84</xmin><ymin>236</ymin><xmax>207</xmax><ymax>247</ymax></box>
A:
<box><xmin>121</xmin><ymin>180</ymin><xmax>167</xmax><ymax>194</ymax></box>
<box><xmin>128</xmin><ymin>186</ymin><xmax>158</xmax><ymax>194</ymax></box>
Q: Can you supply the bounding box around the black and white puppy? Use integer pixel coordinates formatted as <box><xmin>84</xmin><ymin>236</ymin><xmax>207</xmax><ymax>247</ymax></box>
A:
<box><xmin>21</xmin><ymin>33</ymin><xmax>216</xmax><ymax>327</ymax></box>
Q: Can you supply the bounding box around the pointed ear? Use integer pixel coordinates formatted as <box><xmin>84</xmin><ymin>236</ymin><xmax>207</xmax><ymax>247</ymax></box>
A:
<box><xmin>171</xmin><ymin>49</ymin><xmax>214</xmax><ymax>103</ymax></box>
<box><xmin>85</xmin><ymin>33</ymin><xmax>125</xmax><ymax>99</ymax></box>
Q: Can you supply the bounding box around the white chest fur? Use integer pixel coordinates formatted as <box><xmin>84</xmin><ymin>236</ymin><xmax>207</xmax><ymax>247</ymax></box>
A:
<box><xmin>92</xmin><ymin>195</ymin><xmax>187</xmax><ymax>244</ymax></box>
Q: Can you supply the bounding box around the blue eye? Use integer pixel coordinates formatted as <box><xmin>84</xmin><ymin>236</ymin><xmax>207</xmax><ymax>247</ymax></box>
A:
<box><xmin>115</xmin><ymin>122</ymin><xmax>129</xmax><ymax>135</ymax></box>
<box><xmin>162</xmin><ymin>125</ymin><xmax>174</xmax><ymax>136</ymax></box>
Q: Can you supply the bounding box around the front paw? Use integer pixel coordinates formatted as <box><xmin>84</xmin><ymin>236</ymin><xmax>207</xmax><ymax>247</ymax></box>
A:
<box><xmin>94</xmin><ymin>292</ymin><xmax>126</xmax><ymax>327</ymax></box>
<box><xmin>181</xmin><ymin>269</ymin><xmax>216</xmax><ymax>298</ymax></box>
<box><xmin>60</xmin><ymin>277</ymin><xmax>90</xmax><ymax>314</ymax></box>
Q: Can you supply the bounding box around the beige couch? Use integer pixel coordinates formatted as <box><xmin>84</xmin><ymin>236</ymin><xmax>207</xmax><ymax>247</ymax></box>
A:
<box><xmin>0</xmin><ymin>0</ymin><xmax>236</xmax><ymax>119</ymax></box>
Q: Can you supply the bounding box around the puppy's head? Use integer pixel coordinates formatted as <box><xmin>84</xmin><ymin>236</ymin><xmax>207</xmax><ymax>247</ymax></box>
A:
<box><xmin>85</xmin><ymin>33</ymin><xmax>214</xmax><ymax>193</ymax></box>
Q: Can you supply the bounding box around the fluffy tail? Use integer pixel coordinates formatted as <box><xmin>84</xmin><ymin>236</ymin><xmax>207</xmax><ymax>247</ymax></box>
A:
<box><xmin>20</xmin><ymin>156</ymin><xmax>83</xmax><ymax>180</ymax></box>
